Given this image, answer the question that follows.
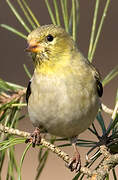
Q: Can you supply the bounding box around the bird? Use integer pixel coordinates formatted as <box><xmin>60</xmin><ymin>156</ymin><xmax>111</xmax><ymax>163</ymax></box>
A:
<box><xmin>25</xmin><ymin>24</ymin><xmax>103</xmax><ymax>172</ymax></box>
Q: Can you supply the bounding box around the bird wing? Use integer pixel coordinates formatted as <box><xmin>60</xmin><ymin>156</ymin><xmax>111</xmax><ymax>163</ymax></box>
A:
<box><xmin>92</xmin><ymin>65</ymin><xmax>103</xmax><ymax>97</ymax></box>
<box><xmin>95</xmin><ymin>75</ymin><xmax>103</xmax><ymax>97</ymax></box>
<box><xmin>26</xmin><ymin>80</ymin><xmax>31</xmax><ymax>104</ymax></box>
<box><xmin>88</xmin><ymin>61</ymin><xmax>103</xmax><ymax>97</ymax></box>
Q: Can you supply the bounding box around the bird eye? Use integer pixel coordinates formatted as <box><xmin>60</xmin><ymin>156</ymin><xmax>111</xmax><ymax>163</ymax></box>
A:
<box><xmin>46</xmin><ymin>34</ymin><xmax>54</xmax><ymax>42</ymax></box>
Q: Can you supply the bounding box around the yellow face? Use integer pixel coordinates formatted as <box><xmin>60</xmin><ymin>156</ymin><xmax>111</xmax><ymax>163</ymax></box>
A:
<box><xmin>26</xmin><ymin>24</ymin><xmax>75</xmax><ymax>63</ymax></box>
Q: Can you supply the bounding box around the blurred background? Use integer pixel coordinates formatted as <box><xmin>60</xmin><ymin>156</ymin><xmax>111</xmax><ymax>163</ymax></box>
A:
<box><xmin>0</xmin><ymin>0</ymin><xmax>118</xmax><ymax>179</ymax></box>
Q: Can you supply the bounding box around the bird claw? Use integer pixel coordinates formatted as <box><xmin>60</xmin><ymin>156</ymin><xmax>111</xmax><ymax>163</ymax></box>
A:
<box><xmin>66</xmin><ymin>153</ymin><xmax>81</xmax><ymax>172</ymax></box>
<box><xmin>25</xmin><ymin>127</ymin><xmax>41</xmax><ymax>147</ymax></box>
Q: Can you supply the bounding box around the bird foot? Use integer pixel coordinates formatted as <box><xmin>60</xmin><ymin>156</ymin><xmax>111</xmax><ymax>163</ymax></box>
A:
<box><xmin>66</xmin><ymin>152</ymin><xmax>81</xmax><ymax>172</ymax></box>
<box><xmin>25</xmin><ymin>127</ymin><xmax>41</xmax><ymax>147</ymax></box>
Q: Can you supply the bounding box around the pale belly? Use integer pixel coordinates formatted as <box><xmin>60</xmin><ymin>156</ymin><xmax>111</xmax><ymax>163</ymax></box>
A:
<box><xmin>28</xmin><ymin>74</ymin><xmax>99</xmax><ymax>138</ymax></box>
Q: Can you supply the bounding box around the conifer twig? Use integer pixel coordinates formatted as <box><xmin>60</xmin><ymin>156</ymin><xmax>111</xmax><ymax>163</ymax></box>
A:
<box><xmin>0</xmin><ymin>123</ymin><xmax>92</xmax><ymax>176</ymax></box>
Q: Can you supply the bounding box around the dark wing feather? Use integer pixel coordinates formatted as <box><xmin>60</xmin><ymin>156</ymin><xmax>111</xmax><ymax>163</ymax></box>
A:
<box><xmin>95</xmin><ymin>77</ymin><xmax>103</xmax><ymax>97</ymax></box>
<box><xmin>88</xmin><ymin>62</ymin><xmax>103</xmax><ymax>97</ymax></box>
<box><xmin>26</xmin><ymin>80</ymin><xmax>31</xmax><ymax>104</ymax></box>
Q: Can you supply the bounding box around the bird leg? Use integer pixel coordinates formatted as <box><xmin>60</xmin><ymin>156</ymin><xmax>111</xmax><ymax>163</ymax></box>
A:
<box><xmin>25</xmin><ymin>127</ymin><xmax>41</xmax><ymax>147</ymax></box>
<box><xmin>66</xmin><ymin>137</ymin><xmax>81</xmax><ymax>172</ymax></box>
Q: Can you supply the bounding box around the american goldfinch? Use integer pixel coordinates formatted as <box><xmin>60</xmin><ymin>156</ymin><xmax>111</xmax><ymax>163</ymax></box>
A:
<box><xmin>25</xmin><ymin>24</ymin><xmax>103</xmax><ymax>172</ymax></box>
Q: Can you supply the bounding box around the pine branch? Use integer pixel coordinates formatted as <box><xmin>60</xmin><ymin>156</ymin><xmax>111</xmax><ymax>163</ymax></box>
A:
<box><xmin>90</xmin><ymin>145</ymin><xmax>118</xmax><ymax>180</ymax></box>
<box><xmin>0</xmin><ymin>123</ymin><xmax>91</xmax><ymax>176</ymax></box>
<box><xmin>1</xmin><ymin>124</ymin><xmax>118</xmax><ymax>179</ymax></box>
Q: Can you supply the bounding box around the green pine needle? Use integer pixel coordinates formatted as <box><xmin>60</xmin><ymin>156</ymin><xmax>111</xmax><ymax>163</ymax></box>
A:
<box><xmin>45</xmin><ymin>0</ymin><xmax>56</xmax><ymax>25</ymax></box>
<box><xmin>89</xmin><ymin>0</ymin><xmax>111</xmax><ymax>61</ymax></box>
<box><xmin>53</xmin><ymin>0</ymin><xmax>61</xmax><ymax>25</ymax></box>
<box><xmin>103</xmin><ymin>65</ymin><xmax>118</xmax><ymax>86</ymax></box>
<box><xmin>23</xmin><ymin>64</ymin><xmax>32</xmax><ymax>79</ymax></box>
<box><xmin>88</xmin><ymin>0</ymin><xmax>100</xmax><ymax>61</ymax></box>
<box><xmin>6</xmin><ymin>0</ymin><xmax>31</xmax><ymax>33</ymax></box>
<box><xmin>0</xmin><ymin>24</ymin><xmax>27</xmax><ymax>39</ymax></box>
<box><xmin>18</xmin><ymin>143</ymin><xmax>32</xmax><ymax>180</ymax></box>
<box><xmin>16</xmin><ymin>0</ymin><xmax>36</xmax><ymax>29</ymax></box>
<box><xmin>22</xmin><ymin>0</ymin><xmax>40</xmax><ymax>27</ymax></box>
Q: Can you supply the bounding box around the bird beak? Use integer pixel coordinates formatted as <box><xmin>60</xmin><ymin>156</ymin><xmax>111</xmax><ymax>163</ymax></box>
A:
<box><xmin>26</xmin><ymin>41</ymin><xmax>41</xmax><ymax>53</ymax></box>
<box><xmin>26</xmin><ymin>45</ymin><xmax>38</xmax><ymax>53</ymax></box>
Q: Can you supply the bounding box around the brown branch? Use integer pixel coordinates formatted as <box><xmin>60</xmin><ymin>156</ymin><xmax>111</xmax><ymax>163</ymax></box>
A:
<box><xmin>1</xmin><ymin>124</ymin><xmax>118</xmax><ymax>179</ymax></box>
<box><xmin>0</xmin><ymin>123</ymin><xmax>91</xmax><ymax>176</ymax></box>
<box><xmin>90</xmin><ymin>145</ymin><xmax>118</xmax><ymax>180</ymax></box>
<box><xmin>0</xmin><ymin>89</ymin><xmax>25</xmax><ymax>105</ymax></box>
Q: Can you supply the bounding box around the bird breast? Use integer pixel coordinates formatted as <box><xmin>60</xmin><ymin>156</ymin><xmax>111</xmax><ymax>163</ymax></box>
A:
<box><xmin>28</xmin><ymin>68</ymin><xmax>99</xmax><ymax>138</ymax></box>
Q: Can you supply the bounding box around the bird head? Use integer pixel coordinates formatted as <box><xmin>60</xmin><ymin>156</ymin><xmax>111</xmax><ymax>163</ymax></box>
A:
<box><xmin>26</xmin><ymin>24</ymin><xmax>76</xmax><ymax>67</ymax></box>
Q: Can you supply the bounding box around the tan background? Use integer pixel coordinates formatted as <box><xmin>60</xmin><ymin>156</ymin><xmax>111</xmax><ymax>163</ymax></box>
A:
<box><xmin>0</xmin><ymin>0</ymin><xmax>118</xmax><ymax>179</ymax></box>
